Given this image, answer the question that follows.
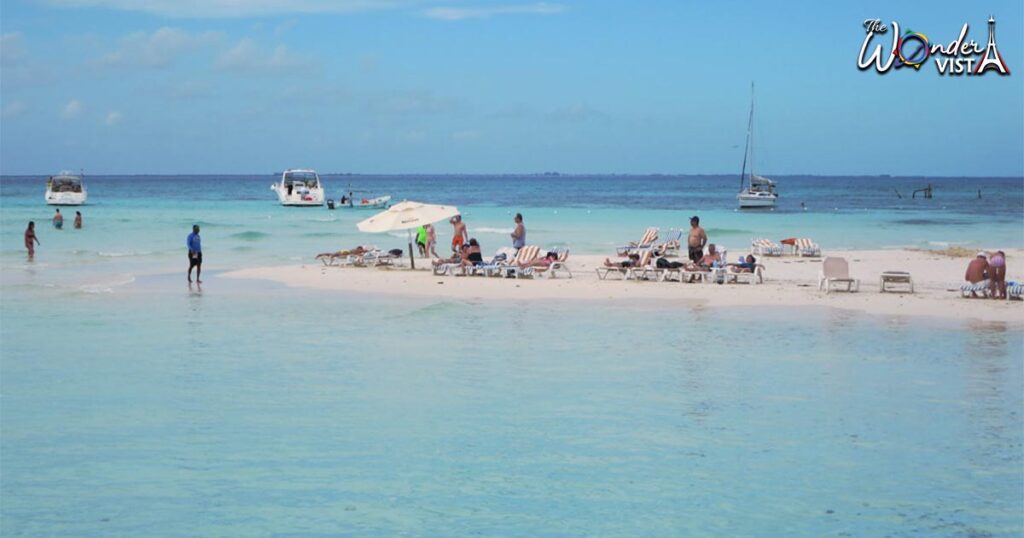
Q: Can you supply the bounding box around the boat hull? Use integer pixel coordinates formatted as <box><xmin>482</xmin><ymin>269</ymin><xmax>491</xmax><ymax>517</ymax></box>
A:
<box><xmin>339</xmin><ymin>195</ymin><xmax>391</xmax><ymax>209</ymax></box>
<box><xmin>45</xmin><ymin>192</ymin><xmax>87</xmax><ymax>206</ymax></box>
<box><xmin>271</xmin><ymin>186</ymin><xmax>324</xmax><ymax>206</ymax></box>
<box><xmin>737</xmin><ymin>193</ymin><xmax>777</xmax><ymax>209</ymax></box>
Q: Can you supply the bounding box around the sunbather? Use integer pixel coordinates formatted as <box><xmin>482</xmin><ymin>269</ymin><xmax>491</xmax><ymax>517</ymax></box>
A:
<box><xmin>432</xmin><ymin>245</ymin><xmax>466</xmax><ymax>267</ymax></box>
<box><xmin>519</xmin><ymin>251</ymin><xmax>558</xmax><ymax>269</ymax></box>
<box><xmin>685</xmin><ymin>244</ymin><xmax>721</xmax><ymax>270</ymax></box>
<box><xmin>459</xmin><ymin>238</ymin><xmax>484</xmax><ymax>272</ymax></box>
<box><xmin>729</xmin><ymin>254</ymin><xmax>758</xmax><ymax>273</ymax></box>
<box><xmin>315</xmin><ymin>245</ymin><xmax>371</xmax><ymax>263</ymax></box>
<box><xmin>603</xmin><ymin>253</ymin><xmax>640</xmax><ymax>268</ymax></box>
<box><xmin>964</xmin><ymin>252</ymin><xmax>989</xmax><ymax>297</ymax></box>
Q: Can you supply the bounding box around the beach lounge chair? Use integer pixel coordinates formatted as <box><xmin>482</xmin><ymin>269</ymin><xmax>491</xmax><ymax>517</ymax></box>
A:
<box><xmin>489</xmin><ymin>245</ymin><xmax>541</xmax><ymax>278</ymax></box>
<box><xmin>597</xmin><ymin>248</ymin><xmax>649</xmax><ymax>280</ymax></box>
<box><xmin>724</xmin><ymin>264</ymin><xmax>765</xmax><ymax>285</ymax></box>
<box><xmin>960</xmin><ymin>281</ymin><xmax>990</xmax><ymax>298</ymax></box>
<box><xmin>546</xmin><ymin>248</ymin><xmax>573</xmax><ymax>279</ymax></box>
<box><xmin>616</xmin><ymin>227</ymin><xmax>659</xmax><ymax>256</ymax></box>
<box><xmin>751</xmin><ymin>238</ymin><xmax>783</xmax><ymax>257</ymax></box>
<box><xmin>818</xmin><ymin>257</ymin><xmax>859</xmax><ymax>293</ymax></box>
<box><xmin>1007</xmin><ymin>282</ymin><xmax>1023</xmax><ymax>301</ymax></box>
<box><xmin>657</xmin><ymin>229</ymin><xmax>684</xmax><ymax>257</ymax></box>
<box><xmin>626</xmin><ymin>249</ymin><xmax>660</xmax><ymax>280</ymax></box>
<box><xmin>785</xmin><ymin>238</ymin><xmax>821</xmax><ymax>257</ymax></box>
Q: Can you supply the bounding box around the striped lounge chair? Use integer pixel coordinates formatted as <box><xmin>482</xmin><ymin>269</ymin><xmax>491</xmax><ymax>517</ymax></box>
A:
<box><xmin>1007</xmin><ymin>283</ymin><xmax>1023</xmax><ymax>301</ymax></box>
<box><xmin>490</xmin><ymin>245</ymin><xmax>542</xmax><ymax>278</ymax></box>
<box><xmin>960</xmin><ymin>281</ymin><xmax>990</xmax><ymax>298</ymax></box>
<box><xmin>793</xmin><ymin>238</ymin><xmax>821</xmax><ymax>257</ymax></box>
<box><xmin>597</xmin><ymin>248</ymin><xmax>653</xmax><ymax>280</ymax></box>
<box><xmin>751</xmin><ymin>238</ymin><xmax>783</xmax><ymax>257</ymax></box>
<box><xmin>657</xmin><ymin>229</ymin><xmax>684</xmax><ymax>257</ymax></box>
<box><xmin>616</xmin><ymin>227</ymin><xmax>659</xmax><ymax>256</ymax></box>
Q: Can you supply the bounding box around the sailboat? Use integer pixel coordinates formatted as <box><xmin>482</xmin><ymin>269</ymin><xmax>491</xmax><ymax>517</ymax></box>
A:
<box><xmin>737</xmin><ymin>83</ymin><xmax>778</xmax><ymax>209</ymax></box>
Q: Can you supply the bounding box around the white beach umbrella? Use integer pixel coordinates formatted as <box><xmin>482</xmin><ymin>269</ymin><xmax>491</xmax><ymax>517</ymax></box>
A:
<box><xmin>357</xmin><ymin>200</ymin><xmax>460</xmax><ymax>269</ymax></box>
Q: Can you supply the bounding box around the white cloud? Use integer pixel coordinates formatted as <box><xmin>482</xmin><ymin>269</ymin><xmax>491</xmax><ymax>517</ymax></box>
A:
<box><xmin>215</xmin><ymin>38</ymin><xmax>313</xmax><ymax>74</ymax></box>
<box><xmin>274</xmin><ymin>19</ymin><xmax>298</xmax><ymax>36</ymax></box>
<box><xmin>105</xmin><ymin>111</ymin><xmax>123</xmax><ymax>125</ymax></box>
<box><xmin>38</xmin><ymin>0</ymin><xmax>420</xmax><ymax>17</ymax></box>
<box><xmin>2</xmin><ymin>101</ymin><xmax>28</xmax><ymax>118</ymax></box>
<box><xmin>1</xmin><ymin>33</ymin><xmax>27</xmax><ymax>63</ymax></box>
<box><xmin>424</xmin><ymin>2</ymin><xmax>565</xmax><ymax>20</ymax></box>
<box><xmin>98</xmin><ymin>27</ymin><xmax>220</xmax><ymax>69</ymax></box>
<box><xmin>62</xmin><ymin>99</ymin><xmax>83</xmax><ymax>120</ymax></box>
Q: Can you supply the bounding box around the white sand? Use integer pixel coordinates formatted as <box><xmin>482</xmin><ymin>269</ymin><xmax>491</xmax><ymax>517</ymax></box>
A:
<box><xmin>223</xmin><ymin>249</ymin><xmax>1024</xmax><ymax>324</ymax></box>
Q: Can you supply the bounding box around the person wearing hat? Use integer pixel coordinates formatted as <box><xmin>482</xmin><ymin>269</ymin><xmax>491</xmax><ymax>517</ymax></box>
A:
<box><xmin>964</xmin><ymin>251</ymin><xmax>990</xmax><ymax>297</ymax></box>
<box><xmin>687</xmin><ymin>215</ymin><xmax>707</xmax><ymax>264</ymax></box>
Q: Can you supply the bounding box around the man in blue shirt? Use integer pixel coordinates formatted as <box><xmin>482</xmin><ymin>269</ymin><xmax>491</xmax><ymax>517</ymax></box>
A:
<box><xmin>187</xmin><ymin>224</ymin><xmax>202</xmax><ymax>283</ymax></box>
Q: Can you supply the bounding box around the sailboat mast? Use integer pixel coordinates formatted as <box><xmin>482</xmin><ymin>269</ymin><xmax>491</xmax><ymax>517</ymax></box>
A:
<box><xmin>738</xmin><ymin>82</ymin><xmax>754</xmax><ymax>192</ymax></box>
<box><xmin>749</xmin><ymin>82</ymin><xmax>755</xmax><ymax>182</ymax></box>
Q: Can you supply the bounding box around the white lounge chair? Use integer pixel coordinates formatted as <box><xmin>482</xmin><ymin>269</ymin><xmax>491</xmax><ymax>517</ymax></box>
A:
<box><xmin>818</xmin><ymin>256</ymin><xmax>859</xmax><ymax>293</ymax></box>
<box><xmin>547</xmin><ymin>248</ymin><xmax>573</xmax><ymax>279</ymax></box>
<box><xmin>751</xmin><ymin>238</ymin><xmax>783</xmax><ymax>257</ymax></box>
<box><xmin>724</xmin><ymin>264</ymin><xmax>765</xmax><ymax>285</ymax></box>
<box><xmin>616</xmin><ymin>227</ymin><xmax>659</xmax><ymax>256</ymax></box>
<box><xmin>658</xmin><ymin>229</ymin><xmax>684</xmax><ymax>257</ymax></box>
<box><xmin>1007</xmin><ymin>283</ymin><xmax>1023</xmax><ymax>301</ymax></box>
<box><xmin>627</xmin><ymin>249</ymin><xmax>661</xmax><ymax>281</ymax></box>
<box><xmin>494</xmin><ymin>245</ymin><xmax>542</xmax><ymax>278</ymax></box>
<box><xmin>597</xmin><ymin>248</ymin><xmax>651</xmax><ymax>280</ymax></box>
<box><xmin>960</xmin><ymin>281</ymin><xmax>990</xmax><ymax>298</ymax></box>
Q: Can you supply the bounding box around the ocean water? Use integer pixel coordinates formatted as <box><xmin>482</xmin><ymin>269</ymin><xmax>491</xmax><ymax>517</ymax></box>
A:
<box><xmin>1</xmin><ymin>174</ymin><xmax>1023</xmax><ymax>535</ymax></box>
<box><xmin>1</xmin><ymin>175</ymin><xmax>1022</xmax><ymax>286</ymax></box>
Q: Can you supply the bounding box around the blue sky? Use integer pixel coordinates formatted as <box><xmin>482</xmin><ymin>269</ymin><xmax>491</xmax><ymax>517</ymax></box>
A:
<box><xmin>1</xmin><ymin>0</ymin><xmax>1022</xmax><ymax>175</ymax></box>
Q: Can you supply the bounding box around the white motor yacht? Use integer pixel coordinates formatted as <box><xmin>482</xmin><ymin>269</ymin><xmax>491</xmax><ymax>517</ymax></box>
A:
<box><xmin>271</xmin><ymin>169</ymin><xmax>325</xmax><ymax>206</ymax></box>
<box><xmin>45</xmin><ymin>172</ymin><xmax>87</xmax><ymax>206</ymax></box>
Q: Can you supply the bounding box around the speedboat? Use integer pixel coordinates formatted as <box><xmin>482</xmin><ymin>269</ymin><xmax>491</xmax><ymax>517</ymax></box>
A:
<box><xmin>45</xmin><ymin>172</ymin><xmax>87</xmax><ymax>205</ymax></box>
<box><xmin>338</xmin><ymin>195</ymin><xmax>392</xmax><ymax>209</ymax></box>
<box><xmin>736</xmin><ymin>83</ymin><xmax>778</xmax><ymax>209</ymax></box>
<box><xmin>271</xmin><ymin>169</ymin><xmax>324</xmax><ymax>206</ymax></box>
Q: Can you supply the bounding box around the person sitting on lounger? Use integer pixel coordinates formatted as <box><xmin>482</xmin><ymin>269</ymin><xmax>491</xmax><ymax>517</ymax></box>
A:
<box><xmin>684</xmin><ymin>244</ymin><xmax>721</xmax><ymax>271</ymax></box>
<box><xmin>315</xmin><ymin>245</ymin><xmax>370</xmax><ymax>263</ymax></box>
<box><xmin>964</xmin><ymin>252</ymin><xmax>990</xmax><ymax>297</ymax></box>
<box><xmin>460</xmin><ymin>238</ymin><xmax>484</xmax><ymax>271</ymax></box>
<box><xmin>603</xmin><ymin>253</ymin><xmax>640</xmax><ymax>268</ymax></box>
<box><xmin>729</xmin><ymin>254</ymin><xmax>757</xmax><ymax>273</ymax></box>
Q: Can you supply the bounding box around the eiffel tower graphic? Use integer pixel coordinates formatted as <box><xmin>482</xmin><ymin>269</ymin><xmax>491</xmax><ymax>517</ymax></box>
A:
<box><xmin>973</xmin><ymin>16</ymin><xmax>1010</xmax><ymax>75</ymax></box>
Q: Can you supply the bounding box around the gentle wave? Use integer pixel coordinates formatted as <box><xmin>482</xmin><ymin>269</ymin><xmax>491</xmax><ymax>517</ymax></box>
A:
<box><xmin>77</xmin><ymin>274</ymin><xmax>136</xmax><ymax>294</ymax></box>
<box><xmin>472</xmin><ymin>227</ymin><xmax>513</xmax><ymax>234</ymax></box>
<box><xmin>229</xmin><ymin>231</ymin><xmax>271</xmax><ymax>241</ymax></box>
<box><xmin>703</xmin><ymin>228</ymin><xmax>754</xmax><ymax>236</ymax></box>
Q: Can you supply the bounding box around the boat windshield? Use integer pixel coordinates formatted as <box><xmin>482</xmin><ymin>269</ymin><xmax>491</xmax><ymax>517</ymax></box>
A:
<box><xmin>284</xmin><ymin>171</ymin><xmax>319</xmax><ymax>187</ymax></box>
<box><xmin>49</xmin><ymin>176</ymin><xmax>83</xmax><ymax>192</ymax></box>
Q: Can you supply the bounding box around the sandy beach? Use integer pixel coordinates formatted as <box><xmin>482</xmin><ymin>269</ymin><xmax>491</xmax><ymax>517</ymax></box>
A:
<box><xmin>223</xmin><ymin>248</ymin><xmax>1024</xmax><ymax>324</ymax></box>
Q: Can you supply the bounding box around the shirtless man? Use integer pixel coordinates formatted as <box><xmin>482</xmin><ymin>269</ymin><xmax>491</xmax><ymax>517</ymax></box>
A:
<box><xmin>690</xmin><ymin>243</ymin><xmax>720</xmax><ymax>270</ymax></box>
<box><xmin>964</xmin><ymin>252</ymin><xmax>989</xmax><ymax>297</ymax></box>
<box><xmin>52</xmin><ymin>208</ymin><xmax>63</xmax><ymax>229</ymax></box>
<box><xmin>687</xmin><ymin>216</ymin><xmax>707</xmax><ymax>264</ymax></box>
<box><xmin>24</xmin><ymin>221</ymin><xmax>39</xmax><ymax>259</ymax></box>
<box><xmin>450</xmin><ymin>215</ymin><xmax>468</xmax><ymax>253</ymax></box>
<box><xmin>74</xmin><ymin>211</ymin><xmax>83</xmax><ymax>229</ymax></box>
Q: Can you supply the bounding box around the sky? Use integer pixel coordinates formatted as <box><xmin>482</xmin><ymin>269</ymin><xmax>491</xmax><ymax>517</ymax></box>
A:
<box><xmin>1</xmin><ymin>0</ymin><xmax>1022</xmax><ymax>176</ymax></box>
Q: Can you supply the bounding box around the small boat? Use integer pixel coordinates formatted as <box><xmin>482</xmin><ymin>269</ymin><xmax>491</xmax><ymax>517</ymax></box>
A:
<box><xmin>737</xmin><ymin>83</ymin><xmax>778</xmax><ymax>209</ymax></box>
<box><xmin>45</xmin><ymin>172</ymin><xmax>87</xmax><ymax>205</ymax></box>
<box><xmin>271</xmin><ymin>169</ymin><xmax>324</xmax><ymax>206</ymax></box>
<box><xmin>338</xmin><ymin>195</ymin><xmax>391</xmax><ymax>209</ymax></box>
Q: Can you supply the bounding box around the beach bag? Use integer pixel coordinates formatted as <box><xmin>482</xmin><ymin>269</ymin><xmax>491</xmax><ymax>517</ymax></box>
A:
<box><xmin>388</xmin><ymin>249</ymin><xmax>404</xmax><ymax>257</ymax></box>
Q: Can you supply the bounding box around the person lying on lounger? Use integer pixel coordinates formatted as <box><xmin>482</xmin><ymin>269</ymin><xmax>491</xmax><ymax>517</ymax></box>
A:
<box><xmin>728</xmin><ymin>254</ymin><xmax>758</xmax><ymax>273</ymax></box>
<box><xmin>603</xmin><ymin>253</ymin><xmax>640</xmax><ymax>268</ymax></box>
<box><xmin>459</xmin><ymin>238</ymin><xmax>485</xmax><ymax>272</ymax></box>
<box><xmin>519</xmin><ymin>251</ymin><xmax>558</xmax><ymax>269</ymax></box>
<box><xmin>315</xmin><ymin>245</ymin><xmax>371</xmax><ymax>263</ymax></box>
<box><xmin>432</xmin><ymin>245</ymin><xmax>466</xmax><ymax>267</ymax></box>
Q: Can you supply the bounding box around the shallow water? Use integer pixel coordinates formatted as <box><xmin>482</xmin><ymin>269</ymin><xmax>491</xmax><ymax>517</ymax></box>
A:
<box><xmin>1</xmin><ymin>278</ymin><xmax>1021</xmax><ymax>536</ymax></box>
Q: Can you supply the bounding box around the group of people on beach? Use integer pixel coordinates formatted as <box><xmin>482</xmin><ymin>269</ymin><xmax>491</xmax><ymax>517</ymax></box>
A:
<box><xmin>600</xmin><ymin>215</ymin><xmax>757</xmax><ymax>277</ymax></box>
<box><xmin>428</xmin><ymin>212</ymin><xmax>556</xmax><ymax>272</ymax></box>
<box><xmin>965</xmin><ymin>250</ymin><xmax>1008</xmax><ymax>299</ymax></box>
<box><xmin>22</xmin><ymin>209</ymin><xmax>83</xmax><ymax>260</ymax></box>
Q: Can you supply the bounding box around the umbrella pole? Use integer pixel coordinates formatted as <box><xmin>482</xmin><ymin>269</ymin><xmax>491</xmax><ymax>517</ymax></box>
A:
<box><xmin>408</xmin><ymin>229</ymin><xmax>415</xmax><ymax>270</ymax></box>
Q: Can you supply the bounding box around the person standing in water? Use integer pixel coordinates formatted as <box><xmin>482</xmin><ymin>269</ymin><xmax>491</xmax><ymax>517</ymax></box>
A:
<box><xmin>187</xmin><ymin>224</ymin><xmax>203</xmax><ymax>283</ymax></box>
<box><xmin>73</xmin><ymin>211</ymin><xmax>82</xmax><ymax>229</ymax></box>
<box><xmin>511</xmin><ymin>213</ymin><xmax>526</xmax><ymax>252</ymax></box>
<box><xmin>25</xmin><ymin>221</ymin><xmax>39</xmax><ymax>259</ymax></box>
<box><xmin>52</xmin><ymin>208</ymin><xmax>63</xmax><ymax>229</ymax></box>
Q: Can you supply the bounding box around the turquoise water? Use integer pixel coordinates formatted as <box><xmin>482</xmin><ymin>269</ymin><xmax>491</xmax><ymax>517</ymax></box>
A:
<box><xmin>1</xmin><ymin>175</ymin><xmax>1023</xmax><ymax>535</ymax></box>
<box><xmin>1</xmin><ymin>281</ymin><xmax>1021</xmax><ymax>535</ymax></box>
